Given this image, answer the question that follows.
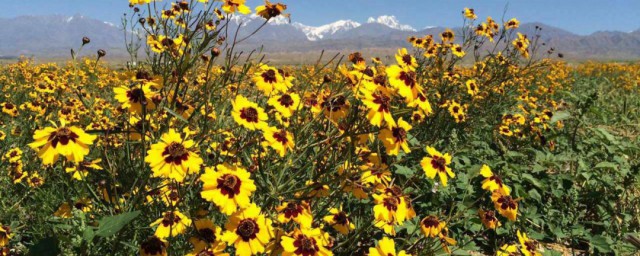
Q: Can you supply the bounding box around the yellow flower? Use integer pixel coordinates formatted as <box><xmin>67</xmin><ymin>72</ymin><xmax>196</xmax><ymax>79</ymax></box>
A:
<box><xmin>466</xmin><ymin>79</ymin><xmax>479</xmax><ymax>96</ymax></box>
<box><xmin>187</xmin><ymin>219</ymin><xmax>228</xmax><ymax>256</ymax></box>
<box><xmin>361</xmin><ymin>86</ymin><xmax>395</xmax><ymax>129</ymax></box>
<box><xmin>222</xmin><ymin>0</ymin><xmax>251</xmax><ymax>14</ymax></box>
<box><xmin>150</xmin><ymin>210</ymin><xmax>192</xmax><ymax>238</ymax></box>
<box><xmin>372</xmin><ymin>193</ymin><xmax>408</xmax><ymax>224</ymax></box>
<box><xmin>144</xmin><ymin>129</ymin><xmax>203</xmax><ymax>182</ymax></box>
<box><xmin>65</xmin><ymin>159</ymin><xmax>103</xmax><ymax>180</ymax></box>
<box><xmin>420</xmin><ymin>215</ymin><xmax>445</xmax><ymax>238</ymax></box>
<box><xmin>496</xmin><ymin>243</ymin><xmax>518</xmax><ymax>256</ymax></box>
<box><xmin>517</xmin><ymin>230</ymin><xmax>542</xmax><ymax>256</ymax></box>
<box><xmin>378</xmin><ymin>118</ymin><xmax>412</xmax><ymax>156</ymax></box>
<box><xmin>201</xmin><ymin>163</ymin><xmax>256</xmax><ymax>215</ymax></box>
<box><xmin>420</xmin><ymin>146</ymin><xmax>455</xmax><ymax>187</ymax></box>
<box><xmin>263</xmin><ymin>126</ymin><xmax>295</xmax><ymax>157</ymax></box>
<box><xmin>491</xmin><ymin>190</ymin><xmax>518</xmax><ymax>221</ymax></box>
<box><xmin>113</xmin><ymin>83</ymin><xmax>157</xmax><ymax>113</ymax></box>
<box><xmin>505</xmin><ymin>18</ymin><xmax>520</xmax><ymax>30</ymax></box>
<box><xmin>255</xmin><ymin>0</ymin><xmax>288</xmax><ymax>20</ymax></box>
<box><xmin>478</xmin><ymin>209</ymin><xmax>500</xmax><ymax>230</ymax></box>
<box><xmin>140</xmin><ymin>236</ymin><xmax>168</xmax><ymax>256</ymax></box>
<box><xmin>268</xmin><ymin>92</ymin><xmax>300</xmax><ymax>118</ymax></box>
<box><xmin>29</xmin><ymin>119</ymin><xmax>97</xmax><ymax>165</ymax></box>
<box><xmin>395</xmin><ymin>48</ymin><xmax>417</xmax><ymax>71</ymax></box>
<box><xmin>386</xmin><ymin>65</ymin><xmax>421</xmax><ymax>103</ymax></box>
<box><xmin>276</xmin><ymin>201</ymin><xmax>313</xmax><ymax>228</ymax></box>
<box><xmin>323</xmin><ymin>207</ymin><xmax>355</xmax><ymax>235</ymax></box>
<box><xmin>252</xmin><ymin>64</ymin><xmax>290</xmax><ymax>94</ymax></box>
<box><xmin>368</xmin><ymin>237</ymin><xmax>410</xmax><ymax>256</ymax></box>
<box><xmin>232</xmin><ymin>95</ymin><xmax>269</xmax><ymax>131</ymax></box>
<box><xmin>479</xmin><ymin>165</ymin><xmax>511</xmax><ymax>194</ymax></box>
<box><xmin>221</xmin><ymin>204</ymin><xmax>274</xmax><ymax>256</ymax></box>
<box><xmin>281</xmin><ymin>228</ymin><xmax>332</xmax><ymax>256</ymax></box>
<box><xmin>451</xmin><ymin>44</ymin><xmax>465</xmax><ymax>58</ymax></box>
<box><xmin>463</xmin><ymin>8</ymin><xmax>477</xmax><ymax>19</ymax></box>
<box><xmin>0</xmin><ymin>225</ymin><xmax>12</xmax><ymax>247</ymax></box>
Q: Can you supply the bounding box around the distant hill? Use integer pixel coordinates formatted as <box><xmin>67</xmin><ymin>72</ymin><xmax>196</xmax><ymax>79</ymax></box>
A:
<box><xmin>1</xmin><ymin>14</ymin><xmax>640</xmax><ymax>62</ymax></box>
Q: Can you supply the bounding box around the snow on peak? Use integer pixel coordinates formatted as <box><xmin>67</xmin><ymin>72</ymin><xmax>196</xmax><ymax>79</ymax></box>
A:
<box><xmin>367</xmin><ymin>15</ymin><xmax>416</xmax><ymax>32</ymax></box>
<box><xmin>293</xmin><ymin>20</ymin><xmax>361</xmax><ymax>41</ymax></box>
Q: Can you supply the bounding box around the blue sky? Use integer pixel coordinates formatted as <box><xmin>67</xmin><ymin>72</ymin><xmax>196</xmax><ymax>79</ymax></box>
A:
<box><xmin>2</xmin><ymin>0</ymin><xmax>639</xmax><ymax>35</ymax></box>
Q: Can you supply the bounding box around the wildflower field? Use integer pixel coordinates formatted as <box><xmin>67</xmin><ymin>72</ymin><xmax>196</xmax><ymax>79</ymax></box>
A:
<box><xmin>1</xmin><ymin>1</ymin><xmax>640</xmax><ymax>255</ymax></box>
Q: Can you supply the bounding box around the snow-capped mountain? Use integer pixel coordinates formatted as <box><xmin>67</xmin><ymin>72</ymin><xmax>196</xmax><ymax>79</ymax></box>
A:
<box><xmin>367</xmin><ymin>15</ymin><xmax>416</xmax><ymax>32</ymax></box>
<box><xmin>292</xmin><ymin>20</ymin><xmax>361</xmax><ymax>41</ymax></box>
<box><xmin>229</xmin><ymin>14</ymin><xmax>415</xmax><ymax>41</ymax></box>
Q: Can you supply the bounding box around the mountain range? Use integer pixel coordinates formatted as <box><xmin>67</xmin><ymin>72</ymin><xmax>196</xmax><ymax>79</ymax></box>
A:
<box><xmin>1</xmin><ymin>14</ymin><xmax>640</xmax><ymax>62</ymax></box>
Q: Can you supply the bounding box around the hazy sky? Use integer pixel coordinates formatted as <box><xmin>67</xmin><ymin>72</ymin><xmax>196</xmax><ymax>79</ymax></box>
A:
<box><xmin>1</xmin><ymin>0</ymin><xmax>639</xmax><ymax>35</ymax></box>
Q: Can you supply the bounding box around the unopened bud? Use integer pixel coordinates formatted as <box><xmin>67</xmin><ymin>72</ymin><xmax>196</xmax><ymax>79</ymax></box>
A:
<box><xmin>211</xmin><ymin>47</ymin><xmax>220</xmax><ymax>57</ymax></box>
<box><xmin>82</xmin><ymin>37</ymin><xmax>90</xmax><ymax>45</ymax></box>
<box><xmin>139</xmin><ymin>18</ymin><xmax>146</xmax><ymax>25</ymax></box>
<box><xmin>97</xmin><ymin>49</ymin><xmax>106</xmax><ymax>58</ymax></box>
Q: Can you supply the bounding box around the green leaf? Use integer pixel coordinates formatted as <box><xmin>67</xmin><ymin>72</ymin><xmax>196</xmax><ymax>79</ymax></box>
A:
<box><xmin>549</xmin><ymin>111</ymin><xmax>570</xmax><ymax>123</ymax></box>
<box><xmin>394</xmin><ymin>164</ymin><xmax>416</xmax><ymax>177</ymax></box>
<box><xmin>83</xmin><ymin>227</ymin><xmax>96</xmax><ymax>242</ymax></box>
<box><xmin>95</xmin><ymin>211</ymin><xmax>141</xmax><ymax>238</ymax></box>
<box><xmin>528</xmin><ymin>189</ymin><xmax>542</xmax><ymax>201</ymax></box>
<box><xmin>590</xmin><ymin>235</ymin><xmax>613</xmax><ymax>253</ymax></box>
<box><xmin>521</xmin><ymin>173</ymin><xmax>543</xmax><ymax>188</ymax></box>
<box><xmin>29</xmin><ymin>237</ymin><xmax>61</xmax><ymax>256</ymax></box>
<box><xmin>594</xmin><ymin>162</ymin><xmax>617</xmax><ymax>170</ymax></box>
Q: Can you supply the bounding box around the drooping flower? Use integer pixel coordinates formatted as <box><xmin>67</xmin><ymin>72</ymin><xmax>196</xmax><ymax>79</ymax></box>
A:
<box><xmin>222</xmin><ymin>0</ymin><xmax>251</xmax><ymax>14</ymax></box>
<box><xmin>145</xmin><ymin>129</ymin><xmax>203</xmax><ymax>182</ymax></box>
<box><xmin>420</xmin><ymin>146</ymin><xmax>455</xmax><ymax>187</ymax></box>
<box><xmin>201</xmin><ymin>163</ymin><xmax>256</xmax><ymax>215</ymax></box>
<box><xmin>420</xmin><ymin>215</ymin><xmax>445</xmax><ymax>238</ymax></box>
<box><xmin>221</xmin><ymin>204</ymin><xmax>274</xmax><ymax>256</ymax></box>
<box><xmin>29</xmin><ymin>119</ymin><xmax>97</xmax><ymax>165</ymax></box>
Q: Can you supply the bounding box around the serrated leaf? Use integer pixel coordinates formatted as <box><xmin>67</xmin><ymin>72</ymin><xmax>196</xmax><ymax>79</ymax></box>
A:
<box><xmin>95</xmin><ymin>211</ymin><xmax>141</xmax><ymax>238</ymax></box>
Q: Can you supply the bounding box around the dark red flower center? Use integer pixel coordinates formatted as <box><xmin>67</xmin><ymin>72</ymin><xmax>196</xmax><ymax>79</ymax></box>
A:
<box><xmin>217</xmin><ymin>174</ymin><xmax>242</xmax><ymax>198</ymax></box>
<box><xmin>293</xmin><ymin>235</ymin><xmax>320</xmax><ymax>256</ymax></box>
<box><xmin>162</xmin><ymin>142</ymin><xmax>189</xmax><ymax>165</ymax></box>
<box><xmin>236</xmin><ymin>219</ymin><xmax>259</xmax><ymax>241</ymax></box>
<box><xmin>261</xmin><ymin>69</ymin><xmax>277</xmax><ymax>83</ymax></box>
<box><xmin>240</xmin><ymin>107</ymin><xmax>259</xmax><ymax>123</ymax></box>
<box><xmin>49</xmin><ymin>127</ymin><xmax>79</xmax><ymax>147</ymax></box>
<box><xmin>278</xmin><ymin>94</ymin><xmax>294</xmax><ymax>107</ymax></box>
